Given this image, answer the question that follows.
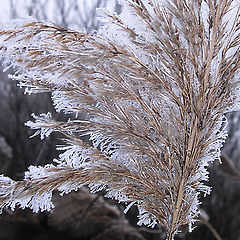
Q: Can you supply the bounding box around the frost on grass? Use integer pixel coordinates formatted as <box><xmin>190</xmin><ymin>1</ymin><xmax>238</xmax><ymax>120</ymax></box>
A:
<box><xmin>0</xmin><ymin>0</ymin><xmax>239</xmax><ymax>239</ymax></box>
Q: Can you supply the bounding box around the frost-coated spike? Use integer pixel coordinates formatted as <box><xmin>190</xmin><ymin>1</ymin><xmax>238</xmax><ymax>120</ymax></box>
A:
<box><xmin>0</xmin><ymin>0</ymin><xmax>239</xmax><ymax>239</ymax></box>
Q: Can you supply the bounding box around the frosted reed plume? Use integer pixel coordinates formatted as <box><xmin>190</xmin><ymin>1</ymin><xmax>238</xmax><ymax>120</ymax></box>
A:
<box><xmin>0</xmin><ymin>0</ymin><xmax>239</xmax><ymax>239</ymax></box>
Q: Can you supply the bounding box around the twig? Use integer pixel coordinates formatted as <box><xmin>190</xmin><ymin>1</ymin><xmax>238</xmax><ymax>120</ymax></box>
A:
<box><xmin>77</xmin><ymin>194</ymin><xmax>101</xmax><ymax>225</ymax></box>
<box><xmin>201</xmin><ymin>218</ymin><xmax>223</xmax><ymax>240</ymax></box>
<box><xmin>220</xmin><ymin>154</ymin><xmax>240</xmax><ymax>179</ymax></box>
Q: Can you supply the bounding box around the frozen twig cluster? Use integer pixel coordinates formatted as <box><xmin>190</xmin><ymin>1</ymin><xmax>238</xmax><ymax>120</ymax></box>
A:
<box><xmin>0</xmin><ymin>0</ymin><xmax>239</xmax><ymax>239</ymax></box>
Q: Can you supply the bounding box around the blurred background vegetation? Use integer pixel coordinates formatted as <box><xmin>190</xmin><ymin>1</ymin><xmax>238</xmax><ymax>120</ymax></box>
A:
<box><xmin>0</xmin><ymin>1</ymin><xmax>239</xmax><ymax>239</ymax></box>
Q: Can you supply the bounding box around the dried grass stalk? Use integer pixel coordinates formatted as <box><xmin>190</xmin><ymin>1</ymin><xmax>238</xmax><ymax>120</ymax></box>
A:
<box><xmin>0</xmin><ymin>0</ymin><xmax>239</xmax><ymax>239</ymax></box>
